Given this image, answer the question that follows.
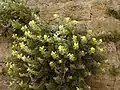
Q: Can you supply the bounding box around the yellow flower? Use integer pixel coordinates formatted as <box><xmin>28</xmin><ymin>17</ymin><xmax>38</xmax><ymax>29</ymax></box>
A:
<box><xmin>73</xmin><ymin>42</ymin><xmax>79</xmax><ymax>50</ymax></box>
<box><xmin>92</xmin><ymin>37</ymin><xmax>96</xmax><ymax>41</ymax></box>
<box><xmin>6</xmin><ymin>62</ymin><xmax>9</xmax><ymax>67</ymax></box>
<box><xmin>72</xmin><ymin>35</ymin><xmax>77</xmax><ymax>42</ymax></box>
<box><xmin>21</xmin><ymin>25</ymin><xmax>27</xmax><ymax>31</ymax></box>
<box><xmin>25</xmin><ymin>31</ymin><xmax>31</xmax><ymax>37</ymax></box>
<box><xmin>67</xmin><ymin>53</ymin><xmax>76</xmax><ymax>62</ymax></box>
<box><xmin>53</xmin><ymin>14</ymin><xmax>59</xmax><ymax>18</ymax></box>
<box><xmin>65</xmin><ymin>17</ymin><xmax>70</xmax><ymax>22</ymax></box>
<box><xmin>29</xmin><ymin>20</ymin><xmax>35</xmax><ymax>26</ymax></box>
<box><xmin>98</xmin><ymin>39</ymin><xmax>103</xmax><ymax>45</ymax></box>
<box><xmin>34</xmin><ymin>14</ymin><xmax>40</xmax><ymax>20</ymax></box>
<box><xmin>12</xmin><ymin>34</ymin><xmax>17</xmax><ymax>38</ymax></box>
<box><xmin>21</xmin><ymin>55</ymin><xmax>26</xmax><ymax>61</ymax></box>
<box><xmin>90</xmin><ymin>47</ymin><xmax>95</xmax><ymax>53</ymax></box>
<box><xmin>80</xmin><ymin>36</ymin><xmax>87</xmax><ymax>44</ymax></box>
<box><xmin>81</xmin><ymin>36</ymin><xmax>86</xmax><ymax>39</ymax></box>
<box><xmin>12</xmin><ymin>50</ymin><xmax>17</xmax><ymax>56</ymax></box>
<box><xmin>44</xmin><ymin>35</ymin><xmax>49</xmax><ymax>40</ymax></box>
<box><xmin>19</xmin><ymin>42</ymin><xmax>25</xmax><ymax>48</ymax></box>
<box><xmin>9</xmin><ymin>63</ymin><xmax>15</xmax><ymax>69</ymax></box>
<box><xmin>49</xmin><ymin>61</ymin><xmax>56</xmax><ymax>68</ymax></box>
<box><xmin>58</xmin><ymin>25</ymin><xmax>64</xmax><ymax>31</ymax></box>
<box><xmin>76</xmin><ymin>87</ymin><xmax>82</xmax><ymax>90</ymax></box>
<box><xmin>72</xmin><ymin>20</ymin><xmax>78</xmax><ymax>23</ymax></box>
<box><xmin>51</xmin><ymin>51</ymin><xmax>59</xmax><ymax>59</ymax></box>
<box><xmin>87</xmin><ymin>29</ymin><xmax>92</xmax><ymax>33</ymax></box>
<box><xmin>17</xmin><ymin>53</ymin><xmax>23</xmax><ymax>59</ymax></box>
<box><xmin>58</xmin><ymin>45</ymin><xmax>67</xmax><ymax>54</ymax></box>
<box><xmin>39</xmin><ymin>46</ymin><xmax>45</xmax><ymax>51</ymax></box>
<box><xmin>99</xmin><ymin>39</ymin><xmax>102</xmax><ymax>42</ymax></box>
<box><xmin>99</xmin><ymin>48</ymin><xmax>104</xmax><ymax>52</ymax></box>
<box><xmin>92</xmin><ymin>37</ymin><xmax>97</xmax><ymax>44</ymax></box>
<box><xmin>58</xmin><ymin>60</ymin><xmax>62</xmax><ymax>64</ymax></box>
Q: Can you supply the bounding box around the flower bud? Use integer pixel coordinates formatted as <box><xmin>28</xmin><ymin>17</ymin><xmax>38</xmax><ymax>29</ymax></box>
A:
<box><xmin>58</xmin><ymin>45</ymin><xmax>67</xmax><ymax>55</ymax></box>
<box><xmin>99</xmin><ymin>48</ymin><xmax>104</xmax><ymax>52</ymax></box>
<box><xmin>80</xmin><ymin>36</ymin><xmax>87</xmax><ymax>44</ymax></box>
<box><xmin>58</xmin><ymin>60</ymin><xmax>62</xmax><ymax>64</ymax></box>
<box><xmin>92</xmin><ymin>37</ymin><xmax>97</xmax><ymax>45</ymax></box>
<box><xmin>21</xmin><ymin>25</ymin><xmax>27</xmax><ymax>31</ymax></box>
<box><xmin>51</xmin><ymin>51</ymin><xmax>59</xmax><ymax>59</ymax></box>
<box><xmin>72</xmin><ymin>35</ymin><xmax>77</xmax><ymax>42</ymax></box>
<box><xmin>53</xmin><ymin>14</ymin><xmax>59</xmax><ymax>18</ymax></box>
<box><xmin>49</xmin><ymin>61</ymin><xmax>56</xmax><ymax>68</ymax></box>
<box><xmin>89</xmin><ymin>47</ymin><xmax>95</xmax><ymax>54</ymax></box>
<box><xmin>87</xmin><ymin>29</ymin><xmax>92</xmax><ymax>34</ymax></box>
<box><xmin>76</xmin><ymin>87</ymin><xmax>82</xmax><ymax>90</ymax></box>
<box><xmin>79</xmin><ymin>51</ymin><xmax>85</xmax><ymax>56</ymax></box>
<box><xmin>59</xmin><ymin>25</ymin><xmax>64</xmax><ymax>31</ymax></box>
<box><xmin>29</xmin><ymin>20</ymin><xmax>35</xmax><ymax>26</ymax></box>
<box><xmin>67</xmin><ymin>53</ymin><xmax>76</xmax><ymax>62</ymax></box>
<box><xmin>65</xmin><ymin>17</ymin><xmax>70</xmax><ymax>22</ymax></box>
<box><xmin>65</xmin><ymin>68</ymin><xmax>69</xmax><ymax>72</ymax></box>
<box><xmin>97</xmin><ymin>39</ymin><xmax>103</xmax><ymax>45</ymax></box>
<box><xmin>72</xmin><ymin>20</ymin><xmax>78</xmax><ymax>23</ymax></box>
<box><xmin>73</xmin><ymin>42</ymin><xmax>79</xmax><ymax>50</ymax></box>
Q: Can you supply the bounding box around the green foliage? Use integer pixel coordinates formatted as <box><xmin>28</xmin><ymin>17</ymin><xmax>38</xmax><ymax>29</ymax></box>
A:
<box><xmin>0</xmin><ymin>1</ymin><xmax>105</xmax><ymax>90</ymax></box>
<box><xmin>110</xmin><ymin>66</ymin><xmax>120</xmax><ymax>76</ymax></box>
<box><xmin>0</xmin><ymin>0</ymin><xmax>33</xmax><ymax>36</ymax></box>
<box><xmin>6</xmin><ymin>13</ymin><xmax>105</xmax><ymax>90</ymax></box>
<box><xmin>96</xmin><ymin>30</ymin><xmax>120</xmax><ymax>42</ymax></box>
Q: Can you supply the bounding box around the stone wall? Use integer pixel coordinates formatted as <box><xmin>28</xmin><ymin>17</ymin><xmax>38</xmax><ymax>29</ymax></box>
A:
<box><xmin>91</xmin><ymin>41</ymin><xmax>120</xmax><ymax>90</ymax></box>
<box><xmin>0</xmin><ymin>41</ymin><xmax>10</xmax><ymax>90</ymax></box>
<box><xmin>27</xmin><ymin>0</ymin><xmax>120</xmax><ymax>32</ymax></box>
<box><xmin>0</xmin><ymin>0</ymin><xmax>120</xmax><ymax>90</ymax></box>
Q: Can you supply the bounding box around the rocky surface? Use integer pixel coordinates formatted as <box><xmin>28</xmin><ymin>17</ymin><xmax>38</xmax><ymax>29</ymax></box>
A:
<box><xmin>1</xmin><ymin>0</ymin><xmax>120</xmax><ymax>90</ymax></box>
<box><xmin>91</xmin><ymin>41</ymin><xmax>120</xmax><ymax>90</ymax></box>
<box><xmin>27</xmin><ymin>0</ymin><xmax>120</xmax><ymax>32</ymax></box>
<box><xmin>0</xmin><ymin>41</ymin><xmax>10</xmax><ymax>90</ymax></box>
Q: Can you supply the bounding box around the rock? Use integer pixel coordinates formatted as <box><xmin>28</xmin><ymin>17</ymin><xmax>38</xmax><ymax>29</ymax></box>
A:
<box><xmin>0</xmin><ymin>42</ymin><xmax>10</xmax><ymax>90</ymax></box>
<box><xmin>0</xmin><ymin>0</ymin><xmax>119</xmax><ymax>90</ymax></box>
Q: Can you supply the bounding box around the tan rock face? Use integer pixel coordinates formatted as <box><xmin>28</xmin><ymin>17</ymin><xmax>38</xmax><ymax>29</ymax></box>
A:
<box><xmin>0</xmin><ymin>41</ymin><xmax>10</xmax><ymax>90</ymax></box>
<box><xmin>1</xmin><ymin>0</ymin><xmax>120</xmax><ymax>90</ymax></box>
<box><xmin>28</xmin><ymin>0</ymin><xmax>120</xmax><ymax>32</ymax></box>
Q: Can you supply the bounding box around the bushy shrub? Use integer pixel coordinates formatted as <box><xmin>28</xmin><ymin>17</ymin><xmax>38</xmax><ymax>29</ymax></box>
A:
<box><xmin>6</xmin><ymin>13</ymin><xmax>105</xmax><ymax>90</ymax></box>
<box><xmin>0</xmin><ymin>0</ymin><xmax>105</xmax><ymax>90</ymax></box>
<box><xmin>0</xmin><ymin>0</ymin><xmax>33</xmax><ymax>36</ymax></box>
